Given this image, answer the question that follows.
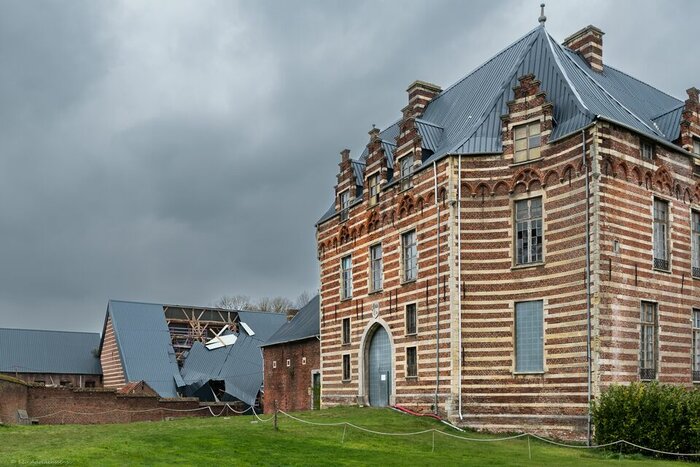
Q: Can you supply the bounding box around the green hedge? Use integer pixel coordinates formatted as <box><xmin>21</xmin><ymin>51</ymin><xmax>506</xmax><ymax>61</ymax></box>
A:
<box><xmin>591</xmin><ymin>382</ymin><xmax>700</xmax><ymax>456</ymax></box>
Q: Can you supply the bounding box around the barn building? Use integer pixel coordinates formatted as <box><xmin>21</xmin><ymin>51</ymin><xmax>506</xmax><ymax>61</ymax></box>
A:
<box><xmin>315</xmin><ymin>16</ymin><xmax>700</xmax><ymax>439</ymax></box>
<box><xmin>0</xmin><ymin>328</ymin><xmax>102</xmax><ymax>388</ymax></box>
<box><xmin>261</xmin><ymin>295</ymin><xmax>321</xmax><ymax>413</ymax></box>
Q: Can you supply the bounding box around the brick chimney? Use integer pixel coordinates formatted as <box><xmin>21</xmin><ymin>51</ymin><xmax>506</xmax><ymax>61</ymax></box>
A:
<box><xmin>563</xmin><ymin>25</ymin><xmax>604</xmax><ymax>72</ymax></box>
<box><xmin>404</xmin><ymin>80</ymin><xmax>442</xmax><ymax>119</ymax></box>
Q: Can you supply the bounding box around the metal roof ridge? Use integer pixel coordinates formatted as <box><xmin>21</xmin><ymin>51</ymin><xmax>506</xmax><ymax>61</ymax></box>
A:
<box><xmin>429</xmin><ymin>25</ymin><xmax>543</xmax><ymax>105</ymax></box>
<box><xmin>544</xmin><ymin>30</ymin><xmax>591</xmax><ymax>116</ymax></box>
<box><xmin>552</xmin><ymin>34</ymin><xmax>662</xmax><ymax>137</ymax></box>
<box><xmin>446</xmin><ymin>27</ymin><xmax>542</xmax><ymax>155</ymax></box>
<box><xmin>0</xmin><ymin>327</ymin><xmax>99</xmax><ymax>336</ymax></box>
<box><xmin>415</xmin><ymin>118</ymin><xmax>443</xmax><ymax>129</ymax></box>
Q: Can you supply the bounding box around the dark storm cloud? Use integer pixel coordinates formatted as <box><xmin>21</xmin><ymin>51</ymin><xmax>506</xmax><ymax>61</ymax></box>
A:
<box><xmin>0</xmin><ymin>0</ymin><xmax>698</xmax><ymax>331</ymax></box>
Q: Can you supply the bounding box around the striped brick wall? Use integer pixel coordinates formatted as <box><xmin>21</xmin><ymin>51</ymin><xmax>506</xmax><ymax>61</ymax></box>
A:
<box><xmin>100</xmin><ymin>315</ymin><xmax>125</xmax><ymax>389</ymax></box>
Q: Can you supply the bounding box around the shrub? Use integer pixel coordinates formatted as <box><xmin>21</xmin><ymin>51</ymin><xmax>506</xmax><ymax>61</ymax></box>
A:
<box><xmin>591</xmin><ymin>382</ymin><xmax>700</xmax><ymax>456</ymax></box>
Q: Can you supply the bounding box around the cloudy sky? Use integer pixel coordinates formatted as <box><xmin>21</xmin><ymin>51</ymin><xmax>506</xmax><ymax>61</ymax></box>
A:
<box><xmin>1</xmin><ymin>0</ymin><xmax>698</xmax><ymax>332</ymax></box>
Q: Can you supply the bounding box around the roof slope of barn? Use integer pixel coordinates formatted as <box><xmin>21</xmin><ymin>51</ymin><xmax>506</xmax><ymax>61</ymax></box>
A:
<box><xmin>262</xmin><ymin>295</ymin><xmax>320</xmax><ymax>347</ymax></box>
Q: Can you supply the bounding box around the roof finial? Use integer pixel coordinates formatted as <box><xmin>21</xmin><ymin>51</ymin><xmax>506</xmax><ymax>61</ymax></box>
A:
<box><xmin>538</xmin><ymin>3</ymin><xmax>547</xmax><ymax>25</ymax></box>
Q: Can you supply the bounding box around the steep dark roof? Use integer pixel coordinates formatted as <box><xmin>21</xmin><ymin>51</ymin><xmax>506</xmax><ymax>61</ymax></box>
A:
<box><xmin>318</xmin><ymin>24</ymin><xmax>687</xmax><ymax>225</ymax></box>
<box><xmin>0</xmin><ymin>328</ymin><xmax>101</xmax><ymax>375</ymax></box>
<box><xmin>102</xmin><ymin>300</ymin><xmax>184</xmax><ymax>398</ymax></box>
<box><xmin>262</xmin><ymin>295</ymin><xmax>320</xmax><ymax>347</ymax></box>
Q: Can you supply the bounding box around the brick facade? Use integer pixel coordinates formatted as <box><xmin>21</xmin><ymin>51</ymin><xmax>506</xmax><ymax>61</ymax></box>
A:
<box><xmin>0</xmin><ymin>372</ymin><xmax>101</xmax><ymax>389</ymax></box>
<box><xmin>262</xmin><ymin>338</ymin><xmax>320</xmax><ymax>413</ymax></box>
<box><xmin>316</xmin><ymin>31</ymin><xmax>700</xmax><ymax>440</ymax></box>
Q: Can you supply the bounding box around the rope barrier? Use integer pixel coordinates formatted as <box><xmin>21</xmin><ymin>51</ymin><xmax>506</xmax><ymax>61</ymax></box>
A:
<box><xmin>277</xmin><ymin>410</ymin><xmax>700</xmax><ymax>457</ymax></box>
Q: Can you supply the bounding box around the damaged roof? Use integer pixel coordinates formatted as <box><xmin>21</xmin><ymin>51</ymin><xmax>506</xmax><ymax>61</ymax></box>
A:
<box><xmin>318</xmin><ymin>24</ymin><xmax>686</xmax><ymax>225</ymax></box>
<box><xmin>101</xmin><ymin>300</ymin><xmax>184</xmax><ymax>398</ymax></box>
<box><xmin>180</xmin><ymin>311</ymin><xmax>286</xmax><ymax>405</ymax></box>
<box><xmin>262</xmin><ymin>295</ymin><xmax>319</xmax><ymax>347</ymax></box>
<box><xmin>0</xmin><ymin>328</ymin><xmax>101</xmax><ymax>375</ymax></box>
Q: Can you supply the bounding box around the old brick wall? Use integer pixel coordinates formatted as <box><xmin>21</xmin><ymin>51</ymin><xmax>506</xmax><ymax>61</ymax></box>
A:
<box><xmin>100</xmin><ymin>315</ymin><xmax>125</xmax><ymax>389</ymax></box>
<box><xmin>262</xmin><ymin>338</ymin><xmax>320</xmax><ymax>414</ymax></box>
<box><xmin>1</xmin><ymin>372</ymin><xmax>101</xmax><ymax>388</ymax></box>
<box><xmin>0</xmin><ymin>376</ymin><xmax>28</xmax><ymax>424</ymax></box>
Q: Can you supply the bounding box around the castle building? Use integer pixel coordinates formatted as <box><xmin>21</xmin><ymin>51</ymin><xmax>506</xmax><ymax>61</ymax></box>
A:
<box><xmin>315</xmin><ymin>17</ymin><xmax>700</xmax><ymax>439</ymax></box>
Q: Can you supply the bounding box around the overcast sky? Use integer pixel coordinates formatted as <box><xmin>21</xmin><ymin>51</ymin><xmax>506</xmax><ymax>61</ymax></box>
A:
<box><xmin>1</xmin><ymin>0</ymin><xmax>698</xmax><ymax>332</ymax></box>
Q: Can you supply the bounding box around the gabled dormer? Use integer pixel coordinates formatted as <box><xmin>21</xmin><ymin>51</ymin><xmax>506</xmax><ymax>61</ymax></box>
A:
<box><xmin>364</xmin><ymin>127</ymin><xmax>388</xmax><ymax>206</ymax></box>
<box><xmin>679</xmin><ymin>87</ymin><xmax>700</xmax><ymax>165</ymax></box>
<box><xmin>501</xmin><ymin>74</ymin><xmax>554</xmax><ymax>164</ymax></box>
<box><xmin>335</xmin><ymin>149</ymin><xmax>360</xmax><ymax>221</ymax></box>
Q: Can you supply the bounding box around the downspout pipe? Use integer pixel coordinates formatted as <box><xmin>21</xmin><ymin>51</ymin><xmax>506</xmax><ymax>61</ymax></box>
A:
<box><xmin>433</xmin><ymin>160</ymin><xmax>440</xmax><ymax>415</ymax></box>
<box><xmin>458</xmin><ymin>155</ymin><xmax>464</xmax><ymax>421</ymax></box>
<box><xmin>583</xmin><ymin>129</ymin><xmax>593</xmax><ymax>447</ymax></box>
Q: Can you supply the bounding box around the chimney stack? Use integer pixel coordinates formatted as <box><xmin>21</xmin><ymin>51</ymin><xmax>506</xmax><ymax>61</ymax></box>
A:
<box><xmin>563</xmin><ymin>25</ymin><xmax>604</xmax><ymax>72</ymax></box>
<box><xmin>404</xmin><ymin>80</ymin><xmax>442</xmax><ymax>119</ymax></box>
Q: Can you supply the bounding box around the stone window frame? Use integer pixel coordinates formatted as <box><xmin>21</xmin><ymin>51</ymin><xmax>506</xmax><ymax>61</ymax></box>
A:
<box><xmin>691</xmin><ymin>209</ymin><xmax>700</xmax><ymax>278</ymax></box>
<box><xmin>340</xmin><ymin>254</ymin><xmax>353</xmax><ymax>300</ymax></box>
<box><xmin>398</xmin><ymin>153</ymin><xmax>414</xmax><ymax>191</ymax></box>
<box><xmin>652</xmin><ymin>197</ymin><xmax>671</xmax><ymax>272</ymax></box>
<box><xmin>511</xmin><ymin>193</ymin><xmax>546</xmax><ymax>269</ymax></box>
<box><xmin>339</xmin><ymin>189</ymin><xmax>350</xmax><ymax>222</ymax></box>
<box><xmin>640</xmin><ymin>301</ymin><xmax>658</xmax><ymax>381</ymax></box>
<box><xmin>367</xmin><ymin>171</ymin><xmax>381</xmax><ymax>206</ymax></box>
<box><xmin>400</xmin><ymin>228</ymin><xmax>418</xmax><ymax>283</ymax></box>
<box><xmin>341</xmin><ymin>317</ymin><xmax>351</xmax><ymax>346</ymax></box>
<box><xmin>512</xmin><ymin>299</ymin><xmax>546</xmax><ymax>375</ymax></box>
<box><xmin>368</xmin><ymin>243</ymin><xmax>383</xmax><ymax>293</ymax></box>
<box><xmin>512</xmin><ymin>120</ymin><xmax>542</xmax><ymax>164</ymax></box>
<box><xmin>406</xmin><ymin>346</ymin><xmax>418</xmax><ymax>379</ymax></box>
<box><xmin>405</xmin><ymin>303</ymin><xmax>417</xmax><ymax>336</ymax></box>
<box><xmin>302</xmin><ymin>357</ymin><xmax>307</xmax><ymax>366</ymax></box>
<box><xmin>640</xmin><ymin>138</ymin><xmax>655</xmax><ymax>162</ymax></box>
<box><xmin>342</xmin><ymin>354</ymin><xmax>351</xmax><ymax>382</ymax></box>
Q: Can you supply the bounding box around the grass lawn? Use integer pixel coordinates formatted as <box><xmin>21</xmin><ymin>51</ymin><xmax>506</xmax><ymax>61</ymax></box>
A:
<box><xmin>0</xmin><ymin>407</ymin><xmax>685</xmax><ymax>466</ymax></box>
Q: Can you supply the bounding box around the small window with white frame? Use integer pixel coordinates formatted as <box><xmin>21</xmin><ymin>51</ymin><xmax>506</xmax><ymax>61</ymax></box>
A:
<box><xmin>369</xmin><ymin>243</ymin><xmax>383</xmax><ymax>292</ymax></box>
<box><xmin>272</xmin><ymin>360</ymin><xmax>277</xmax><ymax>369</ymax></box>
<box><xmin>693</xmin><ymin>309</ymin><xmax>700</xmax><ymax>383</ymax></box>
<box><xmin>339</xmin><ymin>190</ymin><xmax>350</xmax><ymax>221</ymax></box>
<box><xmin>399</xmin><ymin>153</ymin><xmax>414</xmax><ymax>191</ymax></box>
<box><xmin>368</xmin><ymin>173</ymin><xmax>380</xmax><ymax>206</ymax></box>
<box><xmin>401</xmin><ymin>230</ymin><xmax>417</xmax><ymax>282</ymax></box>
<box><xmin>341</xmin><ymin>255</ymin><xmax>352</xmax><ymax>300</ymax></box>
<box><xmin>513</xmin><ymin>121</ymin><xmax>541</xmax><ymax>163</ymax></box>
<box><xmin>640</xmin><ymin>301</ymin><xmax>657</xmax><ymax>380</ymax></box>
<box><xmin>514</xmin><ymin>197</ymin><xmax>543</xmax><ymax>265</ymax></box>
<box><xmin>302</xmin><ymin>357</ymin><xmax>307</xmax><ymax>365</ymax></box>
<box><xmin>653</xmin><ymin>198</ymin><xmax>670</xmax><ymax>271</ymax></box>
<box><xmin>286</xmin><ymin>359</ymin><xmax>291</xmax><ymax>368</ymax></box>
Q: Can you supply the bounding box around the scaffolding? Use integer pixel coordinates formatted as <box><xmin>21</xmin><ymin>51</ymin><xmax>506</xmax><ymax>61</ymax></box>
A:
<box><xmin>163</xmin><ymin>306</ymin><xmax>240</xmax><ymax>364</ymax></box>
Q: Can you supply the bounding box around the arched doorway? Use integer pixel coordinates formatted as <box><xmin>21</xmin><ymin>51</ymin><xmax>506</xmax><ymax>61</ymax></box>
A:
<box><xmin>366</xmin><ymin>325</ymin><xmax>392</xmax><ymax>407</ymax></box>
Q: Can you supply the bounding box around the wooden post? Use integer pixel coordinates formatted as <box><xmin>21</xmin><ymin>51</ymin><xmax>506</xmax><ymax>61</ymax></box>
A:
<box><xmin>274</xmin><ymin>400</ymin><xmax>278</xmax><ymax>431</ymax></box>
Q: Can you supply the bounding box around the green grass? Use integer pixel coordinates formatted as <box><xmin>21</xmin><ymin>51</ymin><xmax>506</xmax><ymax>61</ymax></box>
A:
<box><xmin>0</xmin><ymin>407</ymin><xmax>685</xmax><ymax>466</ymax></box>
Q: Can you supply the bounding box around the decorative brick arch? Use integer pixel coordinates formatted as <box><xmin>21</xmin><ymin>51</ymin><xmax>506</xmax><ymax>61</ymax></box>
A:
<box><xmin>510</xmin><ymin>167</ymin><xmax>543</xmax><ymax>193</ymax></box>
<box><xmin>366</xmin><ymin>210</ymin><xmax>381</xmax><ymax>232</ymax></box>
<box><xmin>631</xmin><ymin>166</ymin><xmax>643</xmax><ymax>186</ymax></box>
<box><xmin>653</xmin><ymin>165</ymin><xmax>674</xmax><ymax>195</ymax></box>
<box><xmin>398</xmin><ymin>194</ymin><xmax>415</xmax><ymax>219</ymax></box>
<box><xmin>339</xmin><ymin>225</ymin><xmax>350</xmax><ymax>244</ymax></box>
<box><xmin>460</xmin><ymin>182</ymin><xmax>473</xmax><ymax>198</ymax></box>
<box><xmin>493</xmin><ymin>180</ymin><xmax>510</xmax><ymax>196</ymax></box>
<box><xmin>543</xmin><ymin>169</ymin><xmax>559</xmax><ymax>187</ymax></box>
<box><xmin>617</xmin><ymin>161</ymin><xmax>629</xmax><ymax>181</ymax></box>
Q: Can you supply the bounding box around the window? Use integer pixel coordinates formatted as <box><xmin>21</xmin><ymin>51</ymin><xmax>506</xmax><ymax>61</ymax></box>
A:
<box><xmin>514</xmin><ymin>300</ymin><xmax>544</xmax><ymax>373</ymax></box>
<box><xmin>406</xmin><ymin>347</ymin><xmax>418</xmax><ymax>378</ymax></box>
<box><xmin>342</xmin><ymin>318</ymin><xmax>351</xmax><ymax>345</ymax></box>
<box><xmin>302</xmin><ymin>357</ymin><xmax>307</xmax><ymax>365</ymax></box>
<box><xmin>342</xmin><ymin>354</ymin><xmax>351</xmax><ymax>381</ymax></box>
<box><xmin>341</xmin><ymin>255</ymin><xmax>352</xmax><ymax>299</ymax></box>
<box><xmin>272</xmin><ymin>360</ymin><xmax>277</xmax><ymax>369</ymax></box>
<box><xmin>653</xmin><ymin>198</ymin><xmax>669</xmax><ymax>270</ymax></box>
<box><xmin>693</xmin><ymin>211</ymin><xmax>700</xmax><ymax>278</ymax></box>
<box><xmin>368</xmin><ymin>173</ymin><xmax>380</xmax><ymax>206</ymax></box>
<box><xmin>339</xmin><ymin>190</ymin><xmax>350</xmax><ymax>221</ymax></box>
<box><xmin>399</xmin><ymin>154</ymin><xmax>414</xmax><ymax>191</ymax></box>
<box><xmin>513</xmin><ymin>122</ymin><xmax>541</xmax><ymax>163</ymax></box>
<box><xmin>641</xmin><ymin>140</ymin><xmax>655</xmax><ymax>161</ymax></box>
<box><xmin>640</xmin><ymin>302</ymin><xmax>657</xmax><ymax>380</ymax></box>
<box><xmin>369</xmin><ymin>244</ymin><xmax>383</xmax><ymax>292</ymax></box>
<box><xmin>401</xmin><ymin>230</ymin><xmax>417</xmax><ymax>282</ymax></box>
<box><xmin>515</xmin><ymin>197</ymin><xmax>543</xmax><ymax>265</ymax></box>
<box><xmin>694</xmin><ymin>139</ymin><xmax>700</xmax><ymax>157</ymax></box>
<box><xmin>405</xmin><ymin>304</ymin><xmax>417</xmax><ymax>335</ymax></box>
<box><xmin>693</xmin><ymin>309</ymin><xmax>700</xmax><ymax>382</ymax></box>
<box><xmin>286</xmin><ymin>359</ymin><xmax>291</xmax><ymax>367</ymax></box>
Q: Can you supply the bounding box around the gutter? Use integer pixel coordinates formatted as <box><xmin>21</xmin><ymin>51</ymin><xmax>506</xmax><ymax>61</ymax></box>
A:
<box><xmin>433</xmin><ymin>160</ymin><xmax>441</xmax><ymax>415</ymax></box>
<box><xmin>583</xmin><ymin>130</ymin><xmax>592</xmax><ymax>447</ymax></box>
